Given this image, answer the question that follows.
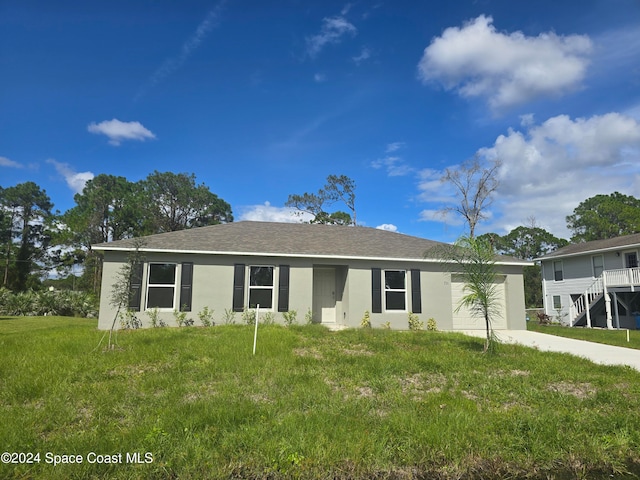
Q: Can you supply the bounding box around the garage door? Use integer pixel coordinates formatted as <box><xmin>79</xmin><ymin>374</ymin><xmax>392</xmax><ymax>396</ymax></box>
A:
<box><xmin>451</xmin><ymin>277</ymin><xmax>508</xmax><ymax>330</ymax></box>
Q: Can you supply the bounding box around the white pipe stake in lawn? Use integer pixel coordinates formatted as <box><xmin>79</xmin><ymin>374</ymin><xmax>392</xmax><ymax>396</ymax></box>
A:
<box><xmin>253</xmin><ymin>305</ymin><xmax>260</xmax><ymax>355</ymax></box>
<box><xmin>627</xmin><ymin>329</ymin><xmax>630</xmax><ymax>343</ymax></box>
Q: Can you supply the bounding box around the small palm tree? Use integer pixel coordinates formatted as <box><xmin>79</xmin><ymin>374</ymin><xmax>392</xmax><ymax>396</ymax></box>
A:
<box><xmin>433</xmin><ymin>235</ymin><xmax>501</xmax><ymax>353</ymax></box>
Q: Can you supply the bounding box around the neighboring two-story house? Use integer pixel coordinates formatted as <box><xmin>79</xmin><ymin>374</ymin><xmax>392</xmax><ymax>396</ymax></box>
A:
<box><xmin>537</xmin><ymin>233</ymin><xmax>640</xmax><ymax>328</ymax></box>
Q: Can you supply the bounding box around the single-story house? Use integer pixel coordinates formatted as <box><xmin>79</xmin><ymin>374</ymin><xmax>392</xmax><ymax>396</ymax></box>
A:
<box><xmin>93</xmin><ymin>221</ymin><xmax>529</xmax><ymax>331</ymax></box>
<box><xmin>536</xmin><ymin>232</ymin><xmax>640</xmax><ymax>328</ymax></box>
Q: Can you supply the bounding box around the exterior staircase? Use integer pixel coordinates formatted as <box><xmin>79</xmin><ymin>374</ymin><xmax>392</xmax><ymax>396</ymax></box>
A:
<box><xmin>570</xmin><ymin>276</ymin><xmax>605</xmax><ymax>327</ymax></box>
<box><xmin>569</xmin><ymin>267</ymin><xmax>640</xmax><ymax>328</ymax></box>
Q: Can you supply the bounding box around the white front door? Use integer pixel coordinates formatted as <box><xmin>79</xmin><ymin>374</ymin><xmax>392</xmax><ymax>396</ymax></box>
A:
<box><xmin>314</xmin><ymin>268</ymin><xmax>336</xmax><ymax>323</ymax></box>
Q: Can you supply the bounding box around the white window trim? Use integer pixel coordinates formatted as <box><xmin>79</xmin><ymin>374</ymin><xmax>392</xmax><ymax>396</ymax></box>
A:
<box><xmin>552</xmin><ymin>295</ymin><xmax>562</xmax><ymax>310</ymax></box>
<box><xmin>247</xmin><ymin>265</ymin><xmax>275</xmax><ymax>310</ymax></box>
<box><xmin>624</xmin><ymin>250</ymin><xmax>639</xmax><ymax>269</ymax></box>
<box><xmin>553</xmin><ymin>260</ymin><xmax>564</xmax><ymax>282</ymax></box>
<box><xmin>145</xmin><ymin>262</ymin><xmax>178</xmax><ymax>311</ymax></box>
<box><xmin>592</xmin><ymin>254</ymin><xmax>604</xmax><ymax>278</ymax></box>
<box><xmin>383</xmin><ymin>269</ymin><xmax>407</xmax><ymax>312</ymax></box>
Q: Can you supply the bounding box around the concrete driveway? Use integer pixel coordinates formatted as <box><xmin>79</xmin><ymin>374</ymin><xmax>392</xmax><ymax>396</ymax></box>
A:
<box><xmin>461</xmin><ymin>329</ymin><xmax>640</xmax><ymax>371</ymax></box>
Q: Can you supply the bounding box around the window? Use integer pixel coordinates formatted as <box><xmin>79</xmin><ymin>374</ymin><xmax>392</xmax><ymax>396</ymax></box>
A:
<box><xmin>592</xmin><ymin>255</ymin><xmax>604</xmax><ymax>278</ymax></box>
<box><xmin>248</xmin><ymin>266</ymin><xmax>274</xmax><ymax>309</ymax></box>
<box><xmin>626</xmin><ymin>252</ymin><xmax>638</xmax><ymax>269</ymax></box>
<box><xmin>553</xmin><ymin>295</ymin><xmax>561</xmax><ymax>310</ymax></box>
<box><xmin>147</xmin><ymin>263</ymin><xmax>177</xmax><ymax>309</ymax></box>
<box><xmin>384</xmin><ymin>270</ymin><xmax>406</xmax><ymax>311</ymax></box>
<box><xmin>553</xmin><ymin>261</ymin><xmax>563</xmax><ymax>281</ymax></box>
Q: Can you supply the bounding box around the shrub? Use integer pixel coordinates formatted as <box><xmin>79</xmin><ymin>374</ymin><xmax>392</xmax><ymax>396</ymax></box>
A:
<box><xmin>222</xmin><ymin>308</ymin><xmax>236</xmax><ymax>325</ymax></box>
<box><xmin>261</xmin><ymin>311</ymin><xmax>275</xmax><ymax>325</ymax></box>
<box><xmin>360</xmin><ymin>310</ymin><xmax>371</xmax><ymax>328</ymax></box>
<box><xmin>197</xmin><ymin>306</ymin><xmax>215</xmax><ymax>327</ymax></box>
<box><xmin>3</xmin><ymin>291</ymin><xmax>37</xmax><ymax>316</ymax></box>
<box><xmin>305</xmin><ymin>308</ymin><xmax>314</xmax><ymax>325</ymax></box>
<box><xmin>382</xmin><ymin>321</ymin><xmax>391</xmax><ymax>329</ymax></box>
<box><xmin>427</xmin><ymin>317</ymin><xmax>438</xmax><ymax>331</ymax></box>
<box><xmin>0</xmin><ymin>289</ymin><xmax>97</xmax><ymax>318</ymax></box>
<box><xmin>242</xmin><ymin>308</ymin><xmax>256</xmax><ymax>326</ymax></box>
<box><xmin>408</xmin><ymin>312</ymin><xmax>423</xmax><ymax>331</ymax></box>
<box><xmin>174</xmin><ymin>308</ymin><xmax>194</xmax><ymax>327</ymax></box>
<box><xmin>120</xmin><ymin>309</ymin><xmax>141</xmax><ymax>329</ymax></box>
<box><xmin>282</xmin><ymin>310</ymin><xmax>297</xmax><ymax>326</ymax></box>
<box><xmin>147</xmin><ymin>307</ymin><xmax>167</xmax><ymax>328</ymax></box>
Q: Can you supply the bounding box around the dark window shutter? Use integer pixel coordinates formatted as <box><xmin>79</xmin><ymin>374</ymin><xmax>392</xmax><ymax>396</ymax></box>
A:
<box><xmin>411</xmin><ymin>269</ymin><xmax>422</xmax><ymax>314</ymax></box>
<box><xmin>180</xmin><ymin>262</ymin><xmax>194</xmax><ymax>312</ymax></box>
<box><xmin>128</xmin><ymin>262</ymin><xmax>144</xmax><ymax>311</ymax></box>
<box><xmin>278</xmin><ymin>265</ymin><xmax>290</xmax><ymax>312</ymax></box>
<box><xmin>371</xmin><ymin>268</ymin><xmax>382</xmax><ymax>313</ymax></box>
<box><xmin>232</xmin><ymin>264</ymin><xmax>245</xmax><ymax>312</ymax></box>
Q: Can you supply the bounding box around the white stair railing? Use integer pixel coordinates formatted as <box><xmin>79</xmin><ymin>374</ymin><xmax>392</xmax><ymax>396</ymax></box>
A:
<box><xmin>569</xmin><ymin>276</ymin><xmax>604</xmax><ymax>327</ymax></box>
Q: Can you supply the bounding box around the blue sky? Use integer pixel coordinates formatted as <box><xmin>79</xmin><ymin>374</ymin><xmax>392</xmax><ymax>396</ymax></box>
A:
<box><xmin>2</xmin><ymin>0</ymin><xmax>640</xmax><ymax>242</ymax></box>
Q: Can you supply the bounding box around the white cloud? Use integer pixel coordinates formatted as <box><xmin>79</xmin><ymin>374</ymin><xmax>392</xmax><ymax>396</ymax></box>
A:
<box><xmin>385</xmin><ymin>142</ymin><xmax>405</xmax><ymax>153</ymax></box>
<box><xmin>238</xmin><ymin>202</ymin><xmax>314</xmax><ymax>223</ymax></box>
<box><xmin>418</xmin><ymin>209</ymin><xmax>464</xmax><ymax>226</ymax></box>
<box><xmin>371</xmin><ymin>156</ymin><xmax>413</xmax><ymax>176</ymax></box>
<box><xmin>416</xmin><ymin>112</ymin><xmax>640</xmax><ymax>238</ymax></box>
<box><xmin>0</xmin><ymin>156</ymin><xmax>23</xmax><ymax>168</ymax></box>
<box><xmin>314</xmin><ymin>73</ymin><xmax>327</xmax><ymax>83</ymax></box>
<box><xmin>88</xmin><ymin>119</ymin><xmax>156</xmax><ymax>146</ymax></box>
<box><xmin>417</xmin><ymin>15</ymin><xmax>592</xmax><ymax>110</ymax></box>
<box><xmin>352</xmin><ymin>46</ymin><xmax>371</xmax><ymax>65</ymax></box>
<box><xmin>519</xmin><ymin>113</ymin><xmax>535</xmax><ymax>127</ymax></box>
<box><xmin>371</xmin><ymin>142</ymin><xmax>413</xmax><ymax>176</ymax></box>
<box><xmin>376</xmin><ymin>223</ymin><xmax>398</xmax><ymax>232</ymax></box>
<box><xmin>306</xmin><ymin>14</ymin><xmax>357</xmax><ymax>58</ymax></box>
<box><xmin>136</xmin><ymin>2</ymin><xmax>225</xmax><ymax>99</ymax></box>
<box><xmin>483</xmin><ymin>112</ymin><xmax>640</xmax><ymax>237</ymax></box>
<box><xmin>47</xmin><ymin>159</ymin><xmax>94</xmax><ymax>194</ymax></box>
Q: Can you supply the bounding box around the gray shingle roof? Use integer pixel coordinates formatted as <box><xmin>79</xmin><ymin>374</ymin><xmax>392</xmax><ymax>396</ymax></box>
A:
<box><xmin>536</xmin><ymin>232</ymin><xmax>640</xmax><ymax>261</ymax></box>
<box><xmin>93</xmin><ymin>221</ymin><xmax>527</xmax><ymax>264</ymax></box>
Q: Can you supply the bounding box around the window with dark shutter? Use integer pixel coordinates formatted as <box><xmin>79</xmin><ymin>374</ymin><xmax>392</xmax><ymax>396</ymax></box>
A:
<box><xmin>180</xmin><ymin>262</ymin><xmax>193</xmax><ymax>312</ymax></box>
<box><xmin>278</xmin><ymin>265</ymin><xmax>290</xmax><ymax>312</ymax></box>
<box><xmin>371</xmin><ymin>268</ymin><xmax>382</xmax><ymax>313</ymax></box>
<box><xmin>410</xmin><ymin>269</ymin><xmax>422</xmax><ymax>313</ymax></box>
<box><xmin>128</xmin><ymin>262</ymin><xmax>144</xmax><ymax>311</ymax></box>
<box><xmin>232</xmin><ymin>264</ymin><xmax>245</xmax><ymax>312</ymax></box>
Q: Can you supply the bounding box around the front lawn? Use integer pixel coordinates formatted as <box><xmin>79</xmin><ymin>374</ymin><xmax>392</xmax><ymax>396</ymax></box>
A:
<box><xmin>2</xmin><ymin>317</ymin><xmax>640</xmax><ymax>479</ymax></box>
<box><xmin>528</xmin><ymin>320</ymin><xmax>640</xmax><ymax>350</ymax></box>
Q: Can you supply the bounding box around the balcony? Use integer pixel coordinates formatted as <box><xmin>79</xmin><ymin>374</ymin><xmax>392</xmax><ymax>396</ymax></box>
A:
<box><xmin>604</xmin><ymin>267</ymin><xmax>640</xmax><ymax>289</ymax></box>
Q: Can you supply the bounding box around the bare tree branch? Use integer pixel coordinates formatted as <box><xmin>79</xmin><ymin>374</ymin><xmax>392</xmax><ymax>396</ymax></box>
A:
<box><xmin>440</xmin><ymin>156</ymin><xmax>501</xmax><ymax>238</ymax></box>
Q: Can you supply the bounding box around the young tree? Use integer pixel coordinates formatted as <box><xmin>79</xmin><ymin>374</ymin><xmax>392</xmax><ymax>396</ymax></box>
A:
<box><xmin>107</xmin><ymin>239</ymin><xmax>146</xmax><ymax>349</ymax></box>
<box><xmin>566</xmin><ymin>192</ymin><xmax>640</xmax><ymax>242</ymax></box>
<box><xmin>433</xmin><ymin>235</ymin><xmax>501</xmax><ymax>353</ymax></box>
<box><xmin>440</xmin><ymin>156</ymin><xmax>500</xmax><ymax>238</ymax></box>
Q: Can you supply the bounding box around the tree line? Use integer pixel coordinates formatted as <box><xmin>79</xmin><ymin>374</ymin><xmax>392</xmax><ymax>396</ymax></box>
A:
<box><xmin>0</xmin><ymin>171</ymin><xmax>232</xmax><ymax>294</ymax></box>
<box><xmin>2</xmin><ymin>160</ymin><xmax>640</xmax><ymax>309</ymax></box>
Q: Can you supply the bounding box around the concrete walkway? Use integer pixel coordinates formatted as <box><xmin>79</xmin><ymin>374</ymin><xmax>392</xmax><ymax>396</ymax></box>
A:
<box><xmin>461</xmin><ymin>329</ymin><xmax>640</xmax><ymax>371</ymax></box>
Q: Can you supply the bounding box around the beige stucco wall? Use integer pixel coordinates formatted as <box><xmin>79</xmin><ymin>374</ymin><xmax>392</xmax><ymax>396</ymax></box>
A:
<box><xmin>97</xmin><ymin>251</ymin><xmax>527</xmax><ymax>331</ymax></box>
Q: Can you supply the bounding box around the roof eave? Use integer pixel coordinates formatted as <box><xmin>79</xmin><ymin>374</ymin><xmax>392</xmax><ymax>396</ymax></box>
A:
<box><xmin>93</xmin><ymin>245</ymin><xmax>531</xmax><ymax>266</ymax></box>
<box><xmin>535</xmin><ymin>243</ymin><xmax>640</xmax><ymax>262</ymax></box>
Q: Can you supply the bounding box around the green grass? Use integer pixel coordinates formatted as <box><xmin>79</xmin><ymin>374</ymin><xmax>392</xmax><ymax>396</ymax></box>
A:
<box><xmin>3</xmin><ymin>317</ymin><xmax>640</xmax><ymax>479</ymax></box>
<box><xmin>528</xmin><ymin>321</ymin><xmax>640</xmax><ymax>350</ymax></box>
